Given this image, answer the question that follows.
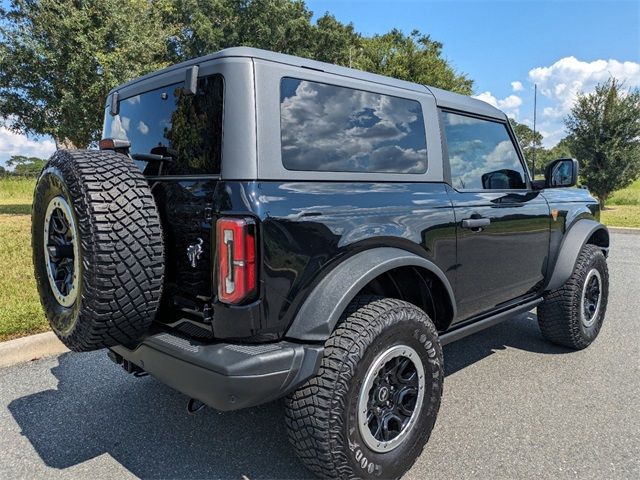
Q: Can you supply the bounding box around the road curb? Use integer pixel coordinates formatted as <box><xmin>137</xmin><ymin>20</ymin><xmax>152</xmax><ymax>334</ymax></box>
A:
<box><xmin>0</xmin><ymin>332</ymin><xmax>68</xmax><ymax>368</ymax></box>
<box><xmin>608</xmin><ymin>226</ymin><xmax>640</xmax><ymax>235</ymax></box>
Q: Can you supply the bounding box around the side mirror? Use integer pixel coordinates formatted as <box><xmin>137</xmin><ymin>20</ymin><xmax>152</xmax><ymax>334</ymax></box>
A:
<box><xmin>481</xmin><ymin>169</ymin><xmax>526</xmax><ymax>189</ymax></box>
<box><xmin>545</xmin><ymin>158</ymin><xmax>578</xmax><ymax>188</ymax></box>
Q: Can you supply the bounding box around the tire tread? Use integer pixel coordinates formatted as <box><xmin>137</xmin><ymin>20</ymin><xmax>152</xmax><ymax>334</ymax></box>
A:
<box><xmin>32</xmin><ymin>149</ymin><xmax>164</xmax><ymax>351</ymax></box>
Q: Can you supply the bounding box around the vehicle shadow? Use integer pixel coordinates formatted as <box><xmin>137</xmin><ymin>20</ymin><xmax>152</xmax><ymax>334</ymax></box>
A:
<box><xmin>442</xmin><ymin>311</ymin><xmax>572</xmax><ymax>377</ymax></box>
<box><xmin>8</xmin><ymin>312</ymin><xmax>570</xmax><ymax>478</ymax></box>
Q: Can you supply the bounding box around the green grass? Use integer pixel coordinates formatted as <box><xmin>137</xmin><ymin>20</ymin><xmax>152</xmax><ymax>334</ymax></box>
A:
<box><xmin>0</xmin><ymin>176</ymin><xmax>35</xmax><ymax>202</ymax></box>
<box><xmin>0</xmin><ymin>177</ymin><xmax>46</xmax><ymax>340</ymax></box>
<box><xmin>601</xmin><ymin>205</ymin><xmax>640</xmax><ymax>228</ymax></box>
<box><xmin>608</xmin><ymin>178</ymin><xmax>640</xmax><ymax>206</ymax></box>
<box><xmin>599</xmin><ymin>178</ymin><xmax>640</xmax><ymax>228</ymax></box>
<box><xmin>0</xmin><ymin>214</ymin><xmax>47</xmax><ymax>341</ymax></box>
<box><xmin>0</xmin><ymin>176</ymin><xmax>35</xmax><ymax>215</ymax></box>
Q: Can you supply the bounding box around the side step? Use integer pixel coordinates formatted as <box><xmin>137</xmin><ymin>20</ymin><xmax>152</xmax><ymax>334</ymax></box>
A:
<box><xmin>439</xmin><ymin>298</ymin><xmax>542</xmax><ymax>346</ymax></box>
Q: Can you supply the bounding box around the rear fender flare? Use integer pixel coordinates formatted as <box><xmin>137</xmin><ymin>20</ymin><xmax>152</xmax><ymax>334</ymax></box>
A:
<box><xmin>285</xmin><ymin>247</ymin><xmax>456</xmax><ymax>342</ymax></box>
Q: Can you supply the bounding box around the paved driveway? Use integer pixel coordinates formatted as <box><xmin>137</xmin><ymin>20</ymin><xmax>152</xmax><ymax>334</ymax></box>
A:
<box><xmin>0</xmin><ymin>232</ymin><xmax>638</xmax><ymax>479</ymax></box>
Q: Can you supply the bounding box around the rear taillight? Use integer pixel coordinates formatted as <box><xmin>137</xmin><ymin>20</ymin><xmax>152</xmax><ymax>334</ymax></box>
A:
<box><xmin>98</xmin><ymin>138</ymin><xmax>131</xmax><ymax>152</ymax></box>
<box><xmin>216</xmin><ymin>217</ymin><xmax>257</xmax><ymax>304</ymax></box>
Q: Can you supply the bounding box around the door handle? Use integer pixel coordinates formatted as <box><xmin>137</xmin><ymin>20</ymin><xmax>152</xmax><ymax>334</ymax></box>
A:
<box><xmin>462</xmin><ymin>217</ymin><xmax>491</xmax><ymax>229</ymax></box>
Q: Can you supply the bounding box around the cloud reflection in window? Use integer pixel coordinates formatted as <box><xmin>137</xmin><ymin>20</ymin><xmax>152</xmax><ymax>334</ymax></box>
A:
<box><xmin>280</xmin><ymin>78</ymin><xmax>428</xmax><ymax>174</ymax></box>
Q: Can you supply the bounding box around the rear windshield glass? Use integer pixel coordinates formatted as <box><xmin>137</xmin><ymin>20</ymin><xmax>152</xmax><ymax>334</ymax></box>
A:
<box><xmin>103</xmin><ymin>74</ymin><xmax>223</xmax><ymax>175</ymax></box>
<box><xmin>280</xmin><ymin>78</ymin><xmax>427</xmax><ymax>174</ymax></box>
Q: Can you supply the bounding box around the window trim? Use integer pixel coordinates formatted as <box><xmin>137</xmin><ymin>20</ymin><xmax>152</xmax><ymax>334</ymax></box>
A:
<box><xmin>439</xmin><ymin>108</ymin><xmax>533</xmax><ymax>193</ymax></box>
<box><xmin>278</xmin><ymin>76</ymin><xmax>429</xmax><ymax>175</ymax></box>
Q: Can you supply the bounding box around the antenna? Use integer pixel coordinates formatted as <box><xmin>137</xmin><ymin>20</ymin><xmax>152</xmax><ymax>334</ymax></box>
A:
<box><xmin>532</xmin><ymin>83</ymin><xmax>537</xmax><ymax>178</ymax></box>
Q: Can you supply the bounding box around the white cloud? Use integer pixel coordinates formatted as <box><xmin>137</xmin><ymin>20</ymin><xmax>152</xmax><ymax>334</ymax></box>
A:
<box><xmin>137</xmin><ymin>120</ymin><xmax>149</xmax><ymax>135</ymax></box>
<box><xmin>473</xmin><ymin>91</ymin><xmax>522</xmax><ymax>117</ymax></box>
<box><xmin>499</xmin><ymin>94</ymin><xmax>523</xmax><ymax>109</ymax></box>
<box><xmin>529</xmin><ymin>56</ymin><xmax>640</xmax><ymax>118</ymax></box>
<box><xmin>511</xmin><ymin>81</ymin><xmax>523</xmax><ymax>92</ymax></box>
<box><xmin>0</xmin><ymin>125</ymin><xmax>56</xmax><ymax>167</ymax></box>
<box><xmin>473</xmin><ymin>91</ymin><xmax>499</xmax><ymax>107</ymax></box>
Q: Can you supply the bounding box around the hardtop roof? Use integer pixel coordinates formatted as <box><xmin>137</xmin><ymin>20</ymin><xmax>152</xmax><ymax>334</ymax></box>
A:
<box><xmin>108</xmin><ymin>47</ymin><xmax>505</xmax><ymax>120</ymax></box>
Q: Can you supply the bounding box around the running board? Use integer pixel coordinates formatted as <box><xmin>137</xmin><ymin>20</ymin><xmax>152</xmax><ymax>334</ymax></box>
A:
<box><xmin>439</xmin><ymin>298</ymin><xmax>543</xmax><ymax>346</ymax></box>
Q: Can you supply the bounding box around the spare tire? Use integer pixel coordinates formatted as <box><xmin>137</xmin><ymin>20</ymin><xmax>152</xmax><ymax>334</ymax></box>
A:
<box><xmin>32</xmin><ymin>149</ymin><xmax>164</xmax><ymax>351</ymax></box>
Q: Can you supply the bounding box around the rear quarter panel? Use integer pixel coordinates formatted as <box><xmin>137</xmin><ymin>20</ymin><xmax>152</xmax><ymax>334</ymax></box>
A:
<box><xmin>244</xmin><ymin>181</ymin><xmax>457</xmax><ymax>336</ymax></box>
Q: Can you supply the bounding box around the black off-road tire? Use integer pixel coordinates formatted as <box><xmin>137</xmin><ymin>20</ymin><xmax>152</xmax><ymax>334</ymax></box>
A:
<box><xmin>32</xmin><ymin>149</ymin><xmax>164</xmax><ymax>351</ymax></box>
<box><xmin>537</xmin><ymin>244</ymin><xmax>609</xmax><ymax>350</ymax></box>
<box><xmin>285</xmin><ymin>296</ymin><xmax>444</xmax><ymax>480</ymax></box>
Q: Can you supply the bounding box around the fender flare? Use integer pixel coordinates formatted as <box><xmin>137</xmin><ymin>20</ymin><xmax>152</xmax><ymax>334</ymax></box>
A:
<box><xmin>285</xmin><ymin>247</ymin><xmax>456</xmax><ymax>342</ymax></box>
<box><xmin>545</xmin><ymin>219</ymin><xmax>609</xmax><ymax>291</ymax></box>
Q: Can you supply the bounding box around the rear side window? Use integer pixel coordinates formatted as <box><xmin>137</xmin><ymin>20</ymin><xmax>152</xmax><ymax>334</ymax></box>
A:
<box><xmin>280</xmin><ymin>78</ymin><xmax>427</xmax><ymax>174</ymax></box>
<box><xmin>442</xmin><ymin>111</ymin><xmax>526</xmax><ymax>190</ymax></box>
<box><xmin>103</xmin><ymin>74</ymin><xmax>224</xmax><ymax>175</ymax></box>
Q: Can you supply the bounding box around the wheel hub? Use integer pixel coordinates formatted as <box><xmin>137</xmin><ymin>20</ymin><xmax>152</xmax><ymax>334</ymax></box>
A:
<box><xmin>358</xmin><ymin>345</ymin><xmax>425</xmax><ymax>453</ymax></box>
<box><xmin>580</xmin><ymin>268</ymin><xmax>602</xmax><ymax>328</ymax></box>
<box><xmin>375</xmin><ymin>385</ymin><xmax>390</xmax><ymax>403</ymax></box>
<box><xmin>43</xmin><ymin>196</ymin><xmax>79</xmax><ymax>307</ymax></box>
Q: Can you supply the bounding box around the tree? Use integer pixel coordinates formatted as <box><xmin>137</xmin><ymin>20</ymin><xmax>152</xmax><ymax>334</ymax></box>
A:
<box><xmin>0</xmin><ymin>0</ymin><xmax>175</xmax><ymax>148</ymax></box>
<box><xmin>536</xmin><ymin>136</ymin><xmax>573</xmax><ymax>173</ymax></box>
<box><xmin>6</xmin><ymin>155</ymin><xmax>47</xmax><ymax>176</ymax></box>
<box><xmin>167</xmin><ymin>0</ymin><xmax>320</xmax><ymax>60</ymax></box>
<box><xmin>351</xmin><ymin>29</ymin><xmax>473</xmax><ymax>94</ymax></box>
<box><xmin>310</xmin><ymin>13</ymin><xmax>360</xmax><ymax>66</ymax></box>
<box><xmin>565</xmin><ymin>78</ymin><xmax>640</xmax><ymax>207</ymax></box>
<box><xmin>509</xmin><ymin>118</ymin><xmax>543</xmax><ymax>173</ymax></box>
<box><xmin>1</xmin><ymin>0</ymin><xmax>473</xmax><ymax>149</ymax></box>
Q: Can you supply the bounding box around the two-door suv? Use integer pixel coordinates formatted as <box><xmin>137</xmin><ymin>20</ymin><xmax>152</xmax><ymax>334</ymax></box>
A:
<box><xmin>32</xmin><ymin>48</ymin><xmax>609</xmax><ymax>479</ymax></box>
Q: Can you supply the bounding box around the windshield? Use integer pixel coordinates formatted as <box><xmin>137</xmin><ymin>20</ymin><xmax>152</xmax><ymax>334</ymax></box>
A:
<box><xmin>102</xmin><ymin>74</ymin><xmax>223</xmax><ymax>175</ymax></box>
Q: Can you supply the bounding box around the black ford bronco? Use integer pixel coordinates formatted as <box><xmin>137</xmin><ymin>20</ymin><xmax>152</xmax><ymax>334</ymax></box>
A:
<box><xmin>32</xmin><ymin>48</ymin><xmax>610</xmax><ymax>479</ymax></box>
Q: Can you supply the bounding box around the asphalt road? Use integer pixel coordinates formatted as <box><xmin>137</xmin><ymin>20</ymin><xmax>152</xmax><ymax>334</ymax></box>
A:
<box><xmin>1</xmin><ymin>232</ymin><xmax>638</xmax><ymax>479</ymax></box>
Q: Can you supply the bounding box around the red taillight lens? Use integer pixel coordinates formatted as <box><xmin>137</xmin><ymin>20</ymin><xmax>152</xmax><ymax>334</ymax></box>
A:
<box><xmin>98</xmin><ymin>138</ymin><xmax>131</xmax><ymax>151</ymax></box>
<box><xmin>216</xmin><ymin>217</ymin><xmax>257</xmax><ymax>304</ymax></box>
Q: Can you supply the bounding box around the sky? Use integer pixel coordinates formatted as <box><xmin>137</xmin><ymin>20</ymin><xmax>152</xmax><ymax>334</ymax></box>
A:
<box><xmin>306</xmin><ymin>0</ymin><xmax>640</xmax><ymax>146</ymax></box>
<box><xmin>1</xmin><ymin>0</ymin><xmax>639</xmax><ymax>167</ymax></box>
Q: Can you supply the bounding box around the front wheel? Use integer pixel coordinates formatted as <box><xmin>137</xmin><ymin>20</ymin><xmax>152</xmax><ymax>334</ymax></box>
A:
<box><xmin>285</xmin><ymin>297</ymin><xmax>444</xmax><ymax>479</ymax></box>
<box><xmin>538</xmin><ymin>244</ymin><xmax>609</xmax><ymax>349</ymax></box>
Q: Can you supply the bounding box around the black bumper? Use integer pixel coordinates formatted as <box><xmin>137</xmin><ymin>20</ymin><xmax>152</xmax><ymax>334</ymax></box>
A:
<box><xmin>110</xmin><ymin>331</ymin><xmax>323</xmax><ymax>411</ymax></box>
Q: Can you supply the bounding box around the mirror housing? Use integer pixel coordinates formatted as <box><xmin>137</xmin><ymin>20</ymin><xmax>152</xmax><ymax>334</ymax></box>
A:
<box><xmin>545</xmin><ymin>158</ymin><xmax>578</xmax><ymax>188</ymax></box>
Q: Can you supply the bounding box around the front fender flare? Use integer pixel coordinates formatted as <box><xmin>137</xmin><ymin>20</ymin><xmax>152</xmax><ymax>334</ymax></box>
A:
<box><xmin>285</xmin><ymin>247</ymin><xmax>456</xmax><ymax>342</ymax></box>
<box><xmin>545</xmin><ymin>219</ymin><xmax>609</xmax><ymax>291</ymax></box>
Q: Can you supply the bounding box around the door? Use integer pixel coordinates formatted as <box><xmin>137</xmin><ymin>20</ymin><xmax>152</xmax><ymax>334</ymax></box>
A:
<box><xmin>440</xmin><ymin>110</ymin><xmax>550</xmax><ymax>321</ymax></box>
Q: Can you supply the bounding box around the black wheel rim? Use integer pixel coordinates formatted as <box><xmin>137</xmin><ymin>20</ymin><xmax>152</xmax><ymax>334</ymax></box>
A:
<box><xmin>581</xmin><ymin>268</ymin><xmax>602</xmax><ymax>328</ymax></box>
<box><xmin>44</xmin><ymin>196</ymin><xmax>79</xmax><ymax>307</ymax></box>
<box><xmin>358</xmin><ymin>345</ymin><xmax>424</xmax><ymax>452</ymax></box>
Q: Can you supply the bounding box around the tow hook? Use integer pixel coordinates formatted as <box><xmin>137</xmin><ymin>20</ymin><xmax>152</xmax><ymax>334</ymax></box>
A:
<box><xmin>187</xmin><ymin>398</ymin><xmax>206</xmax><ymax>415</ymax></box>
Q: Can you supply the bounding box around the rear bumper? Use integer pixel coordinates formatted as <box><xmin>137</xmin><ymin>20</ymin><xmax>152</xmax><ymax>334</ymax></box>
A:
<box><xmin>110</xmin><ymin>331</ymin><xmax>323</xmax><ymax>411</ymax></box>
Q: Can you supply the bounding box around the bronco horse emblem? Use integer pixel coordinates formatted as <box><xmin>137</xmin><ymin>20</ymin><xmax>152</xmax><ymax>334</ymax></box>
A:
<box><xmin>187</xmin><ymin>238</ymin><xmax>204</xmax><ymax>268</ymax></box>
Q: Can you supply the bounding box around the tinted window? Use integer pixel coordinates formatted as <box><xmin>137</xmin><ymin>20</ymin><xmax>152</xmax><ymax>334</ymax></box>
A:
<box><xmin>442</xmin><ymin>112</ymin><xmax>526</xmax><ymax>190</ymax></box>
<box><xmin>280</xmin><ymin>78</ymin><xmax>427</xmax><ymax>173</ymax></box>
<box><xmin>103</xmin><ymin>75</ymin><xmax>223</xmax><ymax>175</ymax></box>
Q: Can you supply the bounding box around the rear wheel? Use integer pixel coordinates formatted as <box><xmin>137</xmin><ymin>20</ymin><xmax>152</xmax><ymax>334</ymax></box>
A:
<box><xmin>285</xmin><ymin>296</ymin><xmax>443</xmax><ymax>479</ymax></box>
<box><xmin>538</xmin><ymin>244</ymin><xmax>609</xmax><ymax>349</ymax></box>
<box><xmin>32</xmin><ymin>149</ymin><xmax>164</xmax><ymax>351</ymax></box>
